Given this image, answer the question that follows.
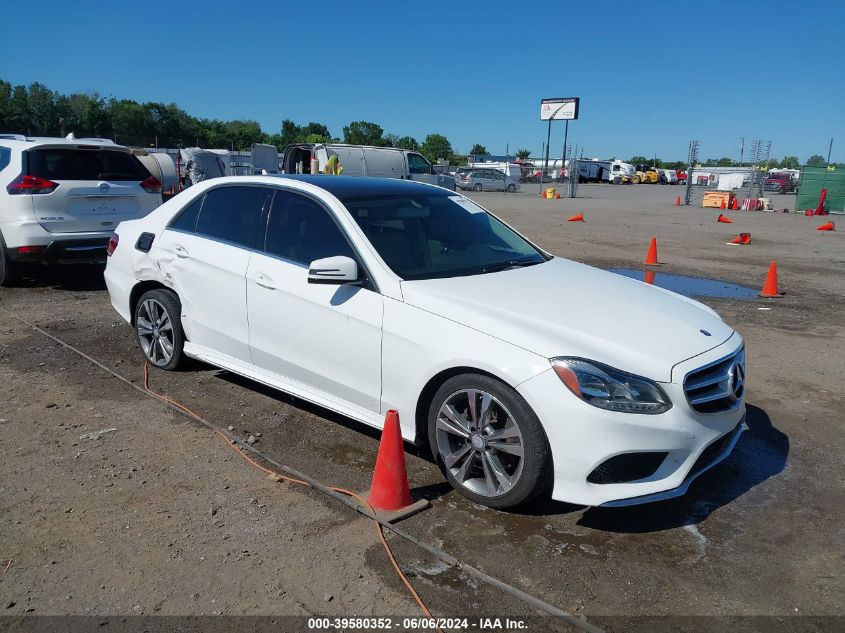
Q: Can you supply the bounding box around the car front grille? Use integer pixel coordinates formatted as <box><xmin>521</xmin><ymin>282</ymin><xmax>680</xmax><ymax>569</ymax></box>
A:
<box><xmin>684</xmin><ymin>347</ymin><xmax>745</xmax><ymax>414</ymax></box>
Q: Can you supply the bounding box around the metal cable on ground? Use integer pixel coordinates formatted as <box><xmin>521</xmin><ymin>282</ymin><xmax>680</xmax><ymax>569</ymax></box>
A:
<box><xmin>141</xmin><ymin>362</ymin><xmax>438</xmax><ymax>626</ymax></box>
<box><xmin>0</xmin><ymin>304</ymin><xmax>604</xmax><ymax>633</ymax></box>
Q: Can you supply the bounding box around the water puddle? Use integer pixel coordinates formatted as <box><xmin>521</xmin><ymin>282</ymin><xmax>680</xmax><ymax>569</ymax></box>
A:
<box><xmin>608</xmin><ymin>269</ymin><xmax>759</xmax><ymax>299</ymax></box>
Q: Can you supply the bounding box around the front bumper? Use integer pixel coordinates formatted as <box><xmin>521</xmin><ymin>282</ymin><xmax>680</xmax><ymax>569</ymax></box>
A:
<box><xmin>516</xmin><ymin>337</ymin><xmax>746</xmax><ymax>507</ymax></box>
<box><xmin>599</xmin><ymin>417</ymin><xmax>746</xmax><ymax>507</ymax></box>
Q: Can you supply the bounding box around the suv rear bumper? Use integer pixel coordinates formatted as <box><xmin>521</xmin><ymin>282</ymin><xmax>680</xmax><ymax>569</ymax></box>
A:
<box><xmin>8</xmin><ymin>237</ymin><xmax>111</xmax><ymax>264</ymax></box>
<box><xmin>1</xmin><ymin>220</ymin><xmax>114</xmax><ymax>264</ymax></box>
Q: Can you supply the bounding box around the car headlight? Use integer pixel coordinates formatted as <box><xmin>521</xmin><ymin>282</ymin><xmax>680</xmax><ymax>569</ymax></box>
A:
<box><xmin>550</xmin><ymin>357</ymin><xmax>671</xmax><ymax>414</ymax></box>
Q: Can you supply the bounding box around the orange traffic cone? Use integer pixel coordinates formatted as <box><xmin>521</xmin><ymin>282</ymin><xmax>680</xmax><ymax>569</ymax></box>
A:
<box><xmin>675</xmin><ymin>195</ymin><xmax>681</xmax><ymax>206</ymax></box>
<box><xmin>759</xmin><ymin>261</ymin><xmax>784</xmax><ymax>298</ymax></box>
<box><xmin>567</xmin><ymin>213</ymin><xmax>584</xmax><ymax>222</ymax></box>
<box><xmin>644</xmin><ymin>270</ymin><xmax>656</xmax><ymax>285</ymax></box>
<box><xmin>817</xmin><ymin>221</ymin><xmax>835</xmax><ymax>231</ymax></box>
<box><xmin>726</xmin><ymin>233</ymin><xmax>751</xmax><ymax>246</ymax></box>
<box><xmin>644</xmin><ymin>237</ymin><xmax>659</xmax><ymax>265</ymax></box>
<box><xmin>720</xmin><ymin>198</ymin><xmax>727</xmax><ymax>210</ymax></box>
<box><xmin>366</xmin><ymin>410</ymin><xmax>428</xmax><ymax>522</ymax></box>
<box><xmin>718</xmin><ymin>213</ymin><xmax>733</xmax><ymax>223</ymax></box>
<box><xmin>555</xmin><ymin>192</ymin><xmax>561</xmax><ymax>199</ymax></box>
<box><xmin>730</xmin><ymin>197</ymin><xmax>739</xmax><ymax>210</ymax></box>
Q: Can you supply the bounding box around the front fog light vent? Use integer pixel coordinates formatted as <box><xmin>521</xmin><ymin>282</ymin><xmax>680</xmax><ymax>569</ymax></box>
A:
<box><xmin>587</xmin><ymin>451</ymin><xmax>668</xmax><ymax>484</ymax></box>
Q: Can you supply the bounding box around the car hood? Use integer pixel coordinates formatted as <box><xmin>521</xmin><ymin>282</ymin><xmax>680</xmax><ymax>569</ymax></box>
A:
<box><xmin>400</xmin><ymin>258</ymin><xmax>734</xmax><ymax>382</ymax></box>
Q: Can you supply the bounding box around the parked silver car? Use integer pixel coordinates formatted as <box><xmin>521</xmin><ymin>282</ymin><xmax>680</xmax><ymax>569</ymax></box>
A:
<box><xmin>456</xmin><ymin>169</ymin><xmax>521</xmax><ymax>192</ymax></box>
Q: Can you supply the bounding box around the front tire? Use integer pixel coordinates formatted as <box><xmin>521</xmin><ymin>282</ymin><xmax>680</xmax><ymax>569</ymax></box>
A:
<box><xmin>134</xmin><ymin>288</ymin><xmax>185</xmax><ymax>370</ymax></box>
<box><xmin>427</xmin><ymin>374</ymin><xmax>552</xmax><ymax>509</ymax></box>
<box><xmin>506</xmin><ymin>184</ymin><xmax>517</xmax><ymax>192</ymax></box>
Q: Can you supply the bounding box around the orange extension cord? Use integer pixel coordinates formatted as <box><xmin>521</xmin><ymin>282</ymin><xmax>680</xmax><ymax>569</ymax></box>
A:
<box><xmin>142</xmin><ymin>362</ymin><xmax>441</xmax><ymax>628</ymax></box>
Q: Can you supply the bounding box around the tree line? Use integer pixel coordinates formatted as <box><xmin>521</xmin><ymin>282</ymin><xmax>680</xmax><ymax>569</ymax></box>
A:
<box><xmin>1</xmin><ymin>80</ymin><xmax>836</xmax><ymax>169</ymax></box>
<box><xmin>0</xmin><ymin>79</ymin><xmax>461</xmax><ymax>163</ymax></box>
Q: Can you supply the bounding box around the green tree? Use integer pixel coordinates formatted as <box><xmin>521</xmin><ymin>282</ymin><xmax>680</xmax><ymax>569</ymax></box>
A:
<box><xmin>27</xmin><ymin>83</ymin><xmax>57</xmax><ymax>135</ymax></box>
<box><xmin>469</xmin><ymin>144</ymin><xmax>487</xmax><ymax>156</ymax></box>
<box><xmin>515</xmin><ymin>149</ymin><xmax>531</xmax><ymax>160</ymax></box>
<box><xmin>629</xmin><ymin>155</ymin><xmax>649</xmax><ymax>166</ymax></box>
<box><xmin>384</xmin><ymin>133</ymin><xmax>399</xmax><ymax>147</ymax></box>
<box><xmin>343</xmin><ymin>120</ymin><xmax>385</xmax><ymax>146</ymax></box>
<box><xmin>394</xmin><ymin>136</ymin><xmax>419</xmax><ymax>151</ymax></box>
<box><xmin>420</xmin><ymin>134</ymin><xmax>453</xmax><ymax>162</ymax></box>
<box><xmin>7</xmin><ymin>85</ymin><xmax>30</xmax><ymax>133</ymax></box>
<box><xmin>716</xmin><ymin>157</ymin><xmax>735</xmax><ymax>167</ymax></box>
<box><xmin>806</xmin><ymin>154</ymin><xmax>826</xmax><ymax>166</ymax></box>
<box><xmin>108</xmin><ymin>99</ymin><xmax>154</xmax><ymax>145</ymax></box>
<box><xmin>780</xmin><ymin>156</ymin><xmax>800</xmax><ymax>169</ymax></box>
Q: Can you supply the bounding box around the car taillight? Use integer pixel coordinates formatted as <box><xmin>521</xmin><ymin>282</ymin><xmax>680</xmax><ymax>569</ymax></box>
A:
<box><xmin>140</xmin><ymin>175</ymin><xmax>162</xmax><ymax>194</ymax></box>
<box><xmin>6</xmin><ymin>174</ymin><xmax>59</xmax><ymax>195</ymax></box>
<box><xmin>106</xmin><ymin>234</ymin><xmax>119</xmax><ymax>257</ymax></box>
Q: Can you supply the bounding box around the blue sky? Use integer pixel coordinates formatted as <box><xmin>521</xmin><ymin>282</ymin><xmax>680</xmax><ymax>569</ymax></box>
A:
<box><xmin>1</xmin><ymin>1</ymin><xmax>842</xmax><ymax>162</ymax></box>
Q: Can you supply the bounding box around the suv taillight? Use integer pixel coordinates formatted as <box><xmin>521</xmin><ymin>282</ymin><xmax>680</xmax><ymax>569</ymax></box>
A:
<box><xmin>6</xmin><ymin>174</ymin><xmax>59</xmax><ymax>195</ymax></box>
<box><xmin>140</xmin><ymin>175</ymin><xmax>162</xmax><ymax>194</ymax></box>
<box><xmin>106</xmin><ymin>233</ymin><xmax>119</xmax><ymax>257</ymax></box>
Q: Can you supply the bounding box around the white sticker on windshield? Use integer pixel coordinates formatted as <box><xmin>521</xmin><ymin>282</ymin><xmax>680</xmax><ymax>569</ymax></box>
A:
<box><xmin>449</xmin><ymin>196</ymin><xmax>486</xmax><ymax>214</ymax></box>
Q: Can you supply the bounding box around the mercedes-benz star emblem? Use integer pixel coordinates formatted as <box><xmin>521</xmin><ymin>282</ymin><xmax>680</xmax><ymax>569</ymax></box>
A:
<box><xmin>99</xmin><ymin>182</ymin><xmax>110</xmax><ymax>193</ymax></box>
<box><xmin>727</xmin><ymin>362</ymin><xmax>744</xmax><ymax>401</ymax></box>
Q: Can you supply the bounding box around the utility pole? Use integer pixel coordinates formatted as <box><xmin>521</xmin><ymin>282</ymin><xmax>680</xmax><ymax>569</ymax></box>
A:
<box><xmin>821</xmin><ymin>138</ymin><xmax>834</xmax><ymax>190</ymax></box>
<box><xmin>739</xmin><ymin>137</ymin><xmax>745</xmax><ymax>167</ymax></box>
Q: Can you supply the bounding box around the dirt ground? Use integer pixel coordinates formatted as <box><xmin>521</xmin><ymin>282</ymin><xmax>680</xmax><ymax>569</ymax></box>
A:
<box><xmin>0</xmin><ymin>183</ymin><xmax>842</xmax><ymax>632</ymax></box>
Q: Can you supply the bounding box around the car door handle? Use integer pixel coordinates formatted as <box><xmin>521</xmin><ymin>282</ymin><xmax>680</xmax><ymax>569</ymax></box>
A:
<box><xmin>174</xmin><ymin>245</ymin><xmax>189</xmax><ymax>258</ymax></box>
<box><xmin>254</xmin><ymin>274</ymin><xmax>276</xmax><ymax>290</ymax></box>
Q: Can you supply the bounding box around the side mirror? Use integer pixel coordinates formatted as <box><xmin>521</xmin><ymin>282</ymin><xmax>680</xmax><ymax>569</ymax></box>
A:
<box><xmin>307</xmin><ymin>255</ymin><xmax>359</xmax><ymax>285</ymax></box>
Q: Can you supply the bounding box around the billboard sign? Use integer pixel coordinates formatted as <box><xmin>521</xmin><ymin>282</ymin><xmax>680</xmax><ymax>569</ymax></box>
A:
<box><xmin>540</xmin><ymin>97</ymin><xmax>580</xmax><ymax>121</ymax></box>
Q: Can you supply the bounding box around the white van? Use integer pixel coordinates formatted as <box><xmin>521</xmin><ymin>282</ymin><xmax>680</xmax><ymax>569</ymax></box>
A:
<box><xmin>281</xmin><ymin>143</ymin><xmax>456</xmax><ymax>190</ymax></box>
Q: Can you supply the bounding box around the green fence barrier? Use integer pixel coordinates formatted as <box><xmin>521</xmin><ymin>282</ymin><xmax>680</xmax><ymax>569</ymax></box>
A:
<box><xmin>796</xmin><ymin>166</ymin><xmax>845</xmax><ymax>214</ymax></box>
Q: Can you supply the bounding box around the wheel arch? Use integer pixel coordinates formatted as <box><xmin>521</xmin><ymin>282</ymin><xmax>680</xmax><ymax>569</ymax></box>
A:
<box><xmin>413</xmin><ymin>365</ymin><xmax>512</xmax><ymax>445</ymax></box>
<box><xmin>129</xmin><ymin>280</ymin><xmax>175</xmax><ymax>326</ymax></box>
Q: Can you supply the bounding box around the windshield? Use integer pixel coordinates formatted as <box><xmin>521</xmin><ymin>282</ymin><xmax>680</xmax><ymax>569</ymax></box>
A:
<box><xmin>341</xmin><ymin>193</ymin><xmax>547</xmax><ymax>280</ymax></box>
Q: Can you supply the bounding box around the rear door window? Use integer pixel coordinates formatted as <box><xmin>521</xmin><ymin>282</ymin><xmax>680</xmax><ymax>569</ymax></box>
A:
<box><xmin>195</xmin><ymin>185</ymin><xmax>274</xmax><ymax>249</ymax></box>
<box><xmin>169</xmin><ymin>194</ymin><xmax>205</xmax><ymax>233</ymax></box>
<box><xmin>26</xmin><ymin>147</ymin><xmax>149</xmax><ymax>181</ymax></box>
<box><xmin>0</xmin><ymin>146</ymin><xmax>10</xmax><ymax>172</ymax></box>
<box><xmin>264</xmin><ymin>191</ymin><xmax>355</xmax><ymax>265</ymax></box>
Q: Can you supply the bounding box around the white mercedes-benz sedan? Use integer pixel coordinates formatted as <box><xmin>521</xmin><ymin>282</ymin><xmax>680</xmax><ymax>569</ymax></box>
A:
<box><xmin>105</xmin><ymin>175</ymin><xmax>746</xmax><ymax>509</ymax></box>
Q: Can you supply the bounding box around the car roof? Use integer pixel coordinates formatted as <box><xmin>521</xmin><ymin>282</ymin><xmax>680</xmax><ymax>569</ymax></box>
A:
<box><xmin>270</xmin><ymin>174</ymin><xmax>449</xmax><ymax>197</ymax></box>
<box><xmin>0</xmin><ymin>135</ymin><xmax>125</xmax><ymax>149</ymax></box>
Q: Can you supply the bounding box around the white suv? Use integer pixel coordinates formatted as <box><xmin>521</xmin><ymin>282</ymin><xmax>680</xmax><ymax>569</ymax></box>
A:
<box><xmin>0</xmin><ymin>134</ymin><xmax>162</xmax><ymax>285</ymax></box>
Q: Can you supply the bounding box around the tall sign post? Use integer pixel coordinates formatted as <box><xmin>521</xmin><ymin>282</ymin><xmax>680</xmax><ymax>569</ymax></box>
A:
<box><xmin>540</xmin><ymin>97</ymin><xmax>579</xmax><ymax>195</ymax></box>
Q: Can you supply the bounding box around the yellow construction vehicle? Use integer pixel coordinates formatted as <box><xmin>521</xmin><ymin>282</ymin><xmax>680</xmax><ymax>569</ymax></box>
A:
<box><xmin>634</xmin><ymin>164</ymin><xmax>660</xmax><ymax>184</ymax></box>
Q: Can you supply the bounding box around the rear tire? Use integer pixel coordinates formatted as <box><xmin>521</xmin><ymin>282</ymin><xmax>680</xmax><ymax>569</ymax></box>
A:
<box><xmin>0</xmin><ymin>233</ymin><xmax>20</xmax><ymax>288</ymax></box>
<box><xmin>427</xmin><ymin>373</ymin><xmax>552</xmax><ymax>509</ymax></box>
<box><xmin>472</xmin><ymin>183</ymin><xmax>482</xmax><ymax>192</ymax></box>
<box><xmin>134</xmin><ymin>288</ymin><xmax>185</xmax><ymax>371</ymax></box>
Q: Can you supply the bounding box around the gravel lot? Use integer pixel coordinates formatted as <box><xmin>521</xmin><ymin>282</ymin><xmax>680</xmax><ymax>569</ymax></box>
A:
<box><xmin>0</xmin><ymin>182</ymin><xmax>842</xmax><ymax>632</ymax></box>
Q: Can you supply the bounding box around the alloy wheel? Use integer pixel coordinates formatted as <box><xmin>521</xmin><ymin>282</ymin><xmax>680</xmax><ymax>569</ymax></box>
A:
<box><xmin>435</xmin><ymin>389</ymin><xmax>525</xmax><ymax>498</ymax></box>
<box><xmin>136</xmin><ymin>298</ymin><xmax>175</xmax><ymax>366</ymax></box>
